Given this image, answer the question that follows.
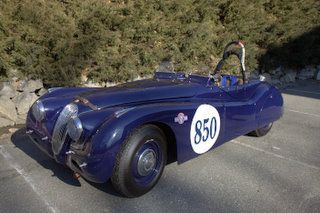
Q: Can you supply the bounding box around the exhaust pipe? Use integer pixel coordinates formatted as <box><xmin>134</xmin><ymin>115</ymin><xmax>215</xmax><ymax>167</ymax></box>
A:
<box><xmin>73</xmin><ymin>172</ymin><xmax>81</xmax><ymax>180</ymax></box>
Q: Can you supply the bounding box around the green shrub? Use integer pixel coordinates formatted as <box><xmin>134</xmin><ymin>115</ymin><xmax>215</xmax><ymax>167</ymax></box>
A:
<box><xmin>0</xmin><ymin>0</ymin><xmax>319</xmax><ymax>86</ymax></box>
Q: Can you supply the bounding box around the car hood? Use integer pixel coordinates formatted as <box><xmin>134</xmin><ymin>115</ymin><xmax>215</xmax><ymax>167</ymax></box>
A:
<box><xmin>76</xmin><ymin>79</ymin><xmax>198</xmax><ymax>109</ymax></box>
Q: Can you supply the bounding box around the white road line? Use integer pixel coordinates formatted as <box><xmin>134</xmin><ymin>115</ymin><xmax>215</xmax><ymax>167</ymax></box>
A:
<box><xmin>272</xmin><ymin>146</ymin><xmax>280</xmax><ymax>150</ymax></box>
<box><xmin>0</xmin><ymin>145</ymin><xmax>59</xmax><ymax>213</ymax></box>
<box><xmin>286</xmin><ymin>109</ymin><xmax>320</xmax><ymax>118</ymax></box>
<box><xmin>285</xmin><ymin>88</ymin><xmax>320</xmax><ymax>95</ymax></box>
<box><xmin>232</xmin><ymin>140</ymin><xmax>320</xmax><ymax>171</ymax></box>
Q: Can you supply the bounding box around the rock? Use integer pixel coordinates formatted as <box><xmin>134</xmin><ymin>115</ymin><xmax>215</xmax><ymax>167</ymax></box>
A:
<box><xmin>156</xmin><ymin>60</ymin><xmax>174</xmax><ymax>72</ymax></box>
<box><xmin>260</xmin><ymin>73</ymin><xmax>272</xmax><ymax>83</ymax></box>
<box><xmin>100</xmin><ymin>82</ymin><xmax>107</xmax><ymax>87</ymax></box>
<box><xmin>11</xmin><ymin>78</ymin><xmax>23</xmax><ymax>91</ymax></box>
<box><xmin>249</xmin><ymin>70</ymin><xmax>260</xmax><ymax>79</ymax></box>
<box><xmin>297</xmin><ymin>66</ymin><xmax>316</xmax><ymax>80</ymax></box>
<box><xmin>11</xmin><ymin>77</ymin><xmax>19</xmax><ymax>82</ymax></box>
<box><xmin>0</xmin><ymin>96</ymin><xmax>17</xmax><ymax>122</ymax></box>
<box><xmin>132</xmin><ymin>75</ymin><xmax>151</xmax><ymax>81</ymax></box>
<box><xmin>13</xmin><ymin>92</ymin><xmax>38</xmax><ymax>115</ymax></box>
<box><xmin>316</xmin><ymin>65</ymin><xmax>320</xmax><ymax>80</ymax></box>
<box><xmin>0</xmin><ymin>116</ymin><xmax>14</xmax><ymax>128</ymax></box>
<box><xmin>83</xmin><ymin>80</ymin><xmax>104</xmax><ymax>88</ymax></box>
<box><xmin>16</xmin><ymin>79</ymin><xmax>27</xmax><ymax>92</ymax></box>
<box><xmin>133</xmin><ymin>75</ymin><xmax>143</xmax><ymax>81</ymax></box>
<box><xmin>7</xmin><ymin>69</ymin><xmax>22</xmax><ymax>79</ymax></box>
<box><xmin>36</xmin><ymin>88</ymin><xmax>47</xmax><ymax>97</ymax></box>
<box><xmin>15</xmin><ymin>114</ymin><xmax>27</xmax><ymax>124</ymax></box>
<box><xmin>18</xmin><ymin>79</ymin><xmax>43</xmax><ymax>92</ymax></box>
<box><xmin>316</xmin><ymin>71</ymin><xmax>320</xmax><ymax>81</ymax></box>
<box><xmin>280</xmin><ymin>70</ymin><xmax>296</xmax><ymax>83</ymax></box>
<box><xmin>0</xmin><ymin>82</ymin><xmax>17</xmax><ymax>98</ymax></box>
<box><xmin>199</xmin><ymin>65</ymin><xmax>211</xmax><ymax>74</ymax></box>
<box><xmin>269</xmin><ymin>67</ymin><xmax>282</xmax><ymax>76</ymax></box>
<box><xmin>8</xmin><ymin>128</ymin><xmax>18</xmax><ymax>133</ymax></box>
<box><xmin>271</xmin><ymin>79</ymin><xmax>282</xmax><ymax>87</ymax></box>
<box><xmin>106</xmin><ymin>82</ymin><xmax>117</xmax><ymax>87</ymax></box>
<box><xmin>0</xmin><ymin>132</ymin><xmax>11</xmax><ymax>139</ymax></box>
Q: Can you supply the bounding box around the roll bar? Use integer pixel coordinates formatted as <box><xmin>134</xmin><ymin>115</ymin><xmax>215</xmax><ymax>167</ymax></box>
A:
<box><xmin>213</xmin><ymin>41</ymin><xmax>248</xmax><ymax>83</ymax></box>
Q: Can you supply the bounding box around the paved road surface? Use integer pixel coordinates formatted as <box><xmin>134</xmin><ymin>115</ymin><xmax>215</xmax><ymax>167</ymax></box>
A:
<box><xmin>0</xmin><ymin>80</ymin><xmax>319</xmax><ymax>213</ymax></box>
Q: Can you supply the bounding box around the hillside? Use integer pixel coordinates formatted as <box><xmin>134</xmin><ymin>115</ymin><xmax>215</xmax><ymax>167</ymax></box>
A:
<box><xmin>0</xmin><ymin>0</ymin><xmax>319</xmax><ymax>86</ymax></box>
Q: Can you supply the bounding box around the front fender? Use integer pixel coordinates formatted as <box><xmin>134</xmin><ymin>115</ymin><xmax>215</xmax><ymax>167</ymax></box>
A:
<box><xmin>91</xmin><ymin>102</ymin><xmax>195</xmax><ymax>154</ymax></box>
<box><xmin>86</xmin><ymin>102</ymin><xmax>201</xmax><ymax>182</ymax></box>
<box><xmin>41</xmin><ymin>87</ymin><xmax>99</xmax><ymax>99</ymax></box>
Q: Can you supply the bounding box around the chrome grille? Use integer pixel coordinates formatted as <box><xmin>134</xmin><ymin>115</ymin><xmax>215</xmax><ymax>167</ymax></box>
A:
<box><xmin>52</xmin><ymin>104</ymin><xmax>78</xmax><ymax>155</ymax></box>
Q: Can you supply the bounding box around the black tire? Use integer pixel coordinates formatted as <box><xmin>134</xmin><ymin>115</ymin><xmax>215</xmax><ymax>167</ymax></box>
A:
<box><xmin>111</xmin><ymin>125</ymin><xmax>167</xmax><ymax>197</ymax></box>
<box><xmin>248</xmin><ymin>123</ymin><xmax>273</xmax><ymax>137</ymax></box>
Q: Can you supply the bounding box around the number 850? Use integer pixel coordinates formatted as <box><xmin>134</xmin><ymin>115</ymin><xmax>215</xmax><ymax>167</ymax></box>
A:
<box><xmin>194</xmin><ymin>117</ymin><xmax>217</xmax><ymax>144</ymax></box>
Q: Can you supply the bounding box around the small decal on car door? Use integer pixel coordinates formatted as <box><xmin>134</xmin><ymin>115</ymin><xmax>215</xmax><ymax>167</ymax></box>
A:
<box><xmin>174</xmin><ymin>112</ymin><xmax>188</xmax><ymax>124</ymax></box>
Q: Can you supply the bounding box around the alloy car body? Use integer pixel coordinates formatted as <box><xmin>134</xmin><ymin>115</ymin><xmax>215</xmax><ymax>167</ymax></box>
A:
<box><xmin>26</xmin><ymin>41</ymin><xmax>283</xmax><ymax>197</ymax></box>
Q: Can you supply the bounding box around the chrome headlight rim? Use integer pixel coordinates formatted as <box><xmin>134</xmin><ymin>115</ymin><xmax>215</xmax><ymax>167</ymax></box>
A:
<box><xmin>67</xmin><ymin>116</ymin><xmax>83</xmax><ymax>142</ymax></box>
<box><xmin>32</xmin><ymin>100</ymin><xmax>46</xmax><ymax>121</ymax></box>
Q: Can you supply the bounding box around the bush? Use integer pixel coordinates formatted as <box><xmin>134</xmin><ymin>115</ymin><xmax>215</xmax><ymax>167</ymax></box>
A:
<box><xmin>0</xmin><ymin>0</ymin><xmax>319</xmax><ymax>86</ymax></box>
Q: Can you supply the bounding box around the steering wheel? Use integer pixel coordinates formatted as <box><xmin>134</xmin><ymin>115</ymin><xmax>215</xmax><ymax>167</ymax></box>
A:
<box><xmin>212</xmin><ymin>41</ymin><xmax>248</xmax><ymax>86</ymax></box>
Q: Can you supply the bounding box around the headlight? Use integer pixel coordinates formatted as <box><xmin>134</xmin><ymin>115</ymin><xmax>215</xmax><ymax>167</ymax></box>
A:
<box><xmin>67</xmin><ymin>117</ymin><xmax>83</xmax><ymax>141</ymax></box>
<box><xmin>32</xmin><ymin>100</ymin><xmax>45</xmax><ymax>121</ymax></box>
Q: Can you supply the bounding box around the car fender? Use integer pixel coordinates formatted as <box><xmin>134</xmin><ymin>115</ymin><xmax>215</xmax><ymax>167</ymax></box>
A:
<box><xmin>42</xmin><ymin>87</ymin><xmax>99</xmax><ymax>99</ymax></box>
<box><xmin>86</xmin><ymin>101</ymin><xmax>225</xmax><ymax>182</ymax></box>
<box><xmin>90</xmin><ymin>102</ymin><xmax>196</xmax><ymax>155</ymax></box>
<box><xmin>255</xmin><ymin>84</ymin><xmax>284</xmax><ymax>128</ymax></box>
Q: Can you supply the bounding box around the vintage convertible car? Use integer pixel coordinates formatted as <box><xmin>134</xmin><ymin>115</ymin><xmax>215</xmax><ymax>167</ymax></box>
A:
<box><xmin>26</xmin><ymin>41</ymin><xmax>283</xmax><ymax>197</ymax></box>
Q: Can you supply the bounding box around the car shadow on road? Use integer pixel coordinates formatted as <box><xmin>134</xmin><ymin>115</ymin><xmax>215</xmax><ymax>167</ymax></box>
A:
<box><xmin>11</xmin><ymin>128</ymin><xmax>81</xmax><ymax>186</ymax></box>
<box><xmin>10</xmin><ymin>127</ymin><xmax>121</xmax><ymax>196</ymax></box>
<box><xmin>84</xmin><ymin>179</ymin><xmax>121</xmax><ymax>197</ymax></box>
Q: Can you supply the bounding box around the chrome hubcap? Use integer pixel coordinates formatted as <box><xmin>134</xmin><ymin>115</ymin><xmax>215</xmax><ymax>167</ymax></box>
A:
<box><xmin>137</xmin><ymin>148</ymin><xmax>156</xmax><ymax>176</ymax></box>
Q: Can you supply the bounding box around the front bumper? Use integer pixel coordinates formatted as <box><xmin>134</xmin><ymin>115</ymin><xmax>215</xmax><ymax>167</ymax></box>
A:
<box><xmin>27</xmin><ymin>131</ymin><xmax>54</xmax><ymax>159</ymax></box>
<box><xmin>27</xmin><ymin>126</ymin><xmax>114</xmax><ymax>183</ymax></box>
<box><xmin>26</xmin><ymin>115</ymin><xmax>115</xmax><ymax>184</ymax></box>
<box><xmin>66</xmin><ymin>152</ymin><xmax>108</xmax><ymax>183</ymax></box>
<box><xmin>66</xmin><ymin>139</ymin><xmax>118</xmax><ymax>183</ymax></box>
<box><xmin>26</xmin><ymin>114</ymin><xmax>55</xmax><ymax>160</ymax></box>
<box><xmin>26</xmin><ymin>113</ymin><xmax>67</xmax><ymax>164</ymax></box>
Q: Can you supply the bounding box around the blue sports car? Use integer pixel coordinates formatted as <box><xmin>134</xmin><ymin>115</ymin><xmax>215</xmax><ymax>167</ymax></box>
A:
<box><xmin>26</xmin><ymin>41</ymin><xmax>283</xmax><ymax>197</ymax></box>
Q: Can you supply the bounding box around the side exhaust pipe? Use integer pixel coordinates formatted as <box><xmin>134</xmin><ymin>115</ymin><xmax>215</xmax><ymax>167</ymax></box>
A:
<box><xmin>73</xmin><ymin>172</ymin><xmax>81</xmax><ymax>180</ymax></box>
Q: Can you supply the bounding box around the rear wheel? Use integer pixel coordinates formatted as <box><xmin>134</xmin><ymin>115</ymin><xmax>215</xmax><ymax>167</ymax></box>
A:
<box><xmin>248</xmin><ymin>123</ymin><xmax>273</xmax><ymax>137</ymax></box>
<box><xmin>111</xmin><ymin>125</ymin><xmax>167</xmax><ymax>197</ymax></box>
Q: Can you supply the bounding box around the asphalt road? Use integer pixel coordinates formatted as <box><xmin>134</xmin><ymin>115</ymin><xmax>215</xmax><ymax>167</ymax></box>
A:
<box><xmin>0</xmin><ymin>80</ymin><xmax>319</xmax><ymax>213</ymax></box>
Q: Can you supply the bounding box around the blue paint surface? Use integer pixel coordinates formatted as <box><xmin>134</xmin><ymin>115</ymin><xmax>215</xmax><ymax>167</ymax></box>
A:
<box><xmin>26</xmin><ymin>72</ymin><xmax>283</xmax><ymax>183</ymax></box>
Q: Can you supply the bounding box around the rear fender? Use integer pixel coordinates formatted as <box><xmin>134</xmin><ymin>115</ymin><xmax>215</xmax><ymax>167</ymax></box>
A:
<box><xmin>256</xmin><ymin>85</ymin><xmax>284</xmax><ymax>128</ymax></box>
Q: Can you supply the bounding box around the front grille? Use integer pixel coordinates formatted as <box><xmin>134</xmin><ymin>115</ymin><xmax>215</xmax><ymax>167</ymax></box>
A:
<box><xmin>52</xmin><ymin>104</ymin><xmax>78</xmax><ymax>155</ymax></box>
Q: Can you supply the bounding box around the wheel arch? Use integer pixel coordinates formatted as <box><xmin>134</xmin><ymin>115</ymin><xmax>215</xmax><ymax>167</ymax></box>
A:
<box><xmin>145</xmin><ymin>122</ymin><xmax>177</xmax><ymax>164</ymax></box>
<box><xmin>88</xmin><ymin>103</ymin><xmax>193</xmax><ymax>182</ymax></box>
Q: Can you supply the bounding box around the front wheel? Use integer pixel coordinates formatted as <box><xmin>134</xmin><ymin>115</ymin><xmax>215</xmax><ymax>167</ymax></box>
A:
<box><xmin>111</xmin><ymin>125</ymin><xmax>167</xmax><ymax>197</ymax></box>
<box><xmin>248</xmin><ymin>123</ymin><xmax>273</xmax><ymax>137</ymax></box>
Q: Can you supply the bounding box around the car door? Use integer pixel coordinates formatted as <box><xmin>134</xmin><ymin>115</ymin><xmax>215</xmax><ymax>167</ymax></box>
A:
<box><xmin>223</xmin><ymin>83</ymin><xmax>256</xmax><ymax>140</ymax></box>
<box><xmin>191</xmin><ymin>85</ymin><xmax>227</xmax><ymax>149</ymax></box>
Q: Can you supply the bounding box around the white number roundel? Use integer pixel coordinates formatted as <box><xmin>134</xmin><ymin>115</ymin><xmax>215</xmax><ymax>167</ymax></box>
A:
<box><xmin>190</xmin><ymin>104</ymin><xmax>221</xmax><ymax>154</ymax></box>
